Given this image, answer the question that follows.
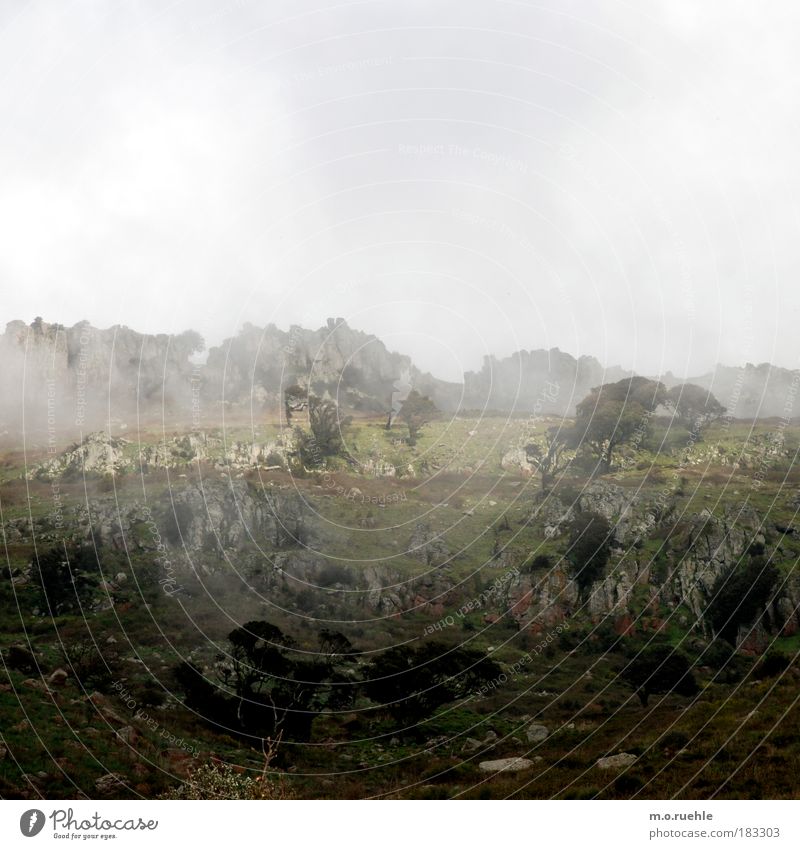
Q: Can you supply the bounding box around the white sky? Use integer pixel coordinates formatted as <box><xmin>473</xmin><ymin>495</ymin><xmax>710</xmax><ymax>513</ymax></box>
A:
<box><xmin>1</xmin><ymin>0</ymin><xmax>798</xmax><ymax>382</ymax></box>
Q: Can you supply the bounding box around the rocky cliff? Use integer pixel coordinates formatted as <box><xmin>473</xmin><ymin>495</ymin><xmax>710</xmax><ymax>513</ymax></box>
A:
<box><xmin>4</xmin><ymin>318</ymin><xmax>799</xmax><ymax>437</ymax></box>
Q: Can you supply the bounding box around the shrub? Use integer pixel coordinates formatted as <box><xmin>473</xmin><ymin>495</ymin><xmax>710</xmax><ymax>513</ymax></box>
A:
<box><xmin>706</xmin><ymin>558</ymin><xmax>779</xmax><ymax>644</ymax></box>
<box><xmin>754</xmin><ymin>650</ymin><xmax>792</xmax><ymax>679</ymax></box>
<box><xmin>161</xmin><ymin>753</ymin><xmax>290</xmax><ymax>800</ymax></box>
<box><xmin>565</xmin><ymin>512</ymin><xmax>611</xmax><ymax>596</ymax></box>
<box><xmin>614</xmin><ymin>773</ymin><xmax>643</xmax><ymax>795</ymax></box>
<box><xmin>624</xmin><ymin>644</ymin><xmax>698</xmax><ymax>707</ymax></box>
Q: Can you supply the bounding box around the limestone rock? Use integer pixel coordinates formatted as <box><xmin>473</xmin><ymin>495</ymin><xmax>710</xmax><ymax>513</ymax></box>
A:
<box><xmin>95</xmin><ymin>772</ymin><xmax>126</xmax><ymax>794</ymax></box>
<box><xmin>525</xmin><ymin>724</ymin><xmax>549</xmax><ymax>744</ymax></box>
<box><xmin>596</xmin><ymin>753</ymin><xmax>637</xmax><ymax>770</ymax></box>
<box><xmin>478</xmin><ymin>757</ymin><xmax>536</xmax><ymax>773</ymax></box>
<box><xmin>48</xmin><ymin>668</ymin><xmax>69</xmax><ymax>687</ymax></box>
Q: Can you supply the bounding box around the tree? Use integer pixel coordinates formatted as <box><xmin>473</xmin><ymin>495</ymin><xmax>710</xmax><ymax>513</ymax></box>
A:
<box><xmin>361</xmin><ymin>641</ymin><xmax>502</xmax><ymax>728</ymax></box>
<box><xmin>565</xmin><ymin>512</ymin><xmax>612</xmax><ymax>597</ymax></box>
<box><xmin>397</xmin><ymin>390</ymin><xmax>438</xmax><ymax>446</ymax></box>
<box><xmin>283</xmin><ymin>384</ymin><xmax>307</xmax><ymax>424</ymax></box>
<box><xmin>211</xmin><ymin>620</ymin><xmax>359</xmax><ymax>741</ymax></box>
<box><xmin>30</xmin><ymin>545</ymin><xmax>101</xmax><ymax>615</ymax></box>
<box><xmin>706</xmin><ymin>557</ymin><xmax>779</xmax><ymax>645</ymax></box>
<box><xmin>624</xmin><ymin>644</ymin><xmax>698</xmax><ymax>707</ymax></box>
<box><xmin>318</xmin><ymin>629</ymin><xmax>353</xmax><ymax>662</ymax></box>
<box><xmin>175</xmin><ymin>329</ymin><xmax>205</xmax><ymax>357</ymax></box>
<box><xmin>308</xmin><ymin>395</ymin><xmax>351</xmax><ymax>458</ymax></box>
<box><xmin>665</xmin><ymin>383</ymin><xmax>725</xmax><ymax>433</ymax></box>
<box><xmin>525</xmin><ymin>423</ymin><xmax>576</xmax><ymax>492</ymax></box>
<box><xmin>573</xmin><ymin>377</ymin><xmax>666</xmax><ymax>472</ymax></box>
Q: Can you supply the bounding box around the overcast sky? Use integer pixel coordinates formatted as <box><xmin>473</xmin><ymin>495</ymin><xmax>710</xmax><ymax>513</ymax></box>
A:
<box><xmin>1</xmin><ymin>1</ymin><xmax>798</xmax><ymax>382</ymax></box>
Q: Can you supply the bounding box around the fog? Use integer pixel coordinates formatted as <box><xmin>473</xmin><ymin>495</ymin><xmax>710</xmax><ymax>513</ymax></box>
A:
<box><xmin>1</xmin><ymin>1</ymin><xmax>798</xmax><ymax>383</ymax></box>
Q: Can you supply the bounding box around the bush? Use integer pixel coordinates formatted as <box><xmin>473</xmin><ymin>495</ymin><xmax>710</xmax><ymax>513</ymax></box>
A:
<box><xmin>161</xmin><ymin>757</ymin><xmax>290</xmax><ymax>800</ymax></box>
<box><xmin>706</xmin><ymin>558</ymin><xmax>779</xmax><ymax>645</ymax></box>
<box><xmin>613</xmin><ymin>773</ymin><xmax>643</xmax><ymax>795</ymax></box>
<box><xmin>624</xmin><ymin>644</ymin><xmax>698</xmax><ymax>707</ymax></box>
<box><xmin>317</xmin><ymin>563</ymin><xmax>355</xmax><ymax>588</ymax></box>
<box><xmin>754</xmin><ymin>650</ymin><xmax>792</xmax><ymax>680</ymax></box>
<box><xmin>565</xmin><ymin>512</ymin><xmax>611</xmax><ymax>596</ymax></box>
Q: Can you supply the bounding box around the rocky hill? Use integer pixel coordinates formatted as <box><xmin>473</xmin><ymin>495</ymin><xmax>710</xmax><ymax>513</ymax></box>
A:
<box><xmin>3</xmin><ymin>317</ymin><xmax>799</xmax><ymax>439</ymax></box>
<box><xmin>0</xmin><ymin>318</ymin><xmax>203</xmax><ymax>436</ymax></box>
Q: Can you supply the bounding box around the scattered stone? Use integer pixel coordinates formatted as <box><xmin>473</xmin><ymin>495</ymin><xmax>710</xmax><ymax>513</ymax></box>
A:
<box><xmin>95</xmin><ymin>773</ymin><xmax>126</xmax><ymax>794</ymax></box>
<box><xmin>596</xmin><ymin>753</ymin><xmax>637</xmax><ymax>770</ymax></box>
<box><xmin>22</xmin><ymin>678</ymin><xmax>54</xmax><ymax>695</ymax></box>
<box><xmin>461</xmin><ymin>738</ymin><xmax>483</xmax><ymax>754</ymax></box>
<box><xmin>479</xmin><ymin>757</ymin><xmax>535</xmax><ymax>774</ymax></box>
<box><xmin>48</xmin><ymin>668</ymin><xmax>69</xmax><ymax>687</ymax></box>
<box><xmin>115</xmin><ymin>726</ymin><xmax>139</xmax><ymax>746</ymax></box>
<box><xmin>0</xmin><ymin>744</ymin><xmax>7</xmax><ymax>760</ymax></box>
<box><xmin>525</xmin><ymin>724</ymin><xmax>549</xmax><ymax>744</ymax></box>
<box><xmin>85</xmin><ymin>692</ymin><xmax>127</xmax><ymax>726</ymax></box>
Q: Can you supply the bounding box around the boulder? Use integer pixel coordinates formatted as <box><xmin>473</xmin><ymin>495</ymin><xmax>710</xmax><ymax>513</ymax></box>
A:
<box><xmin>95</xmin><ymin>773</ymin><xmax>126</xmax><ymax>794</ymax></box>
<box><xmin>478</xmin><ymin>757</ymin><xmax>536</xmax><ymax>773</ymax></box>
<box><xmin>461</xmin><ymin>737</ymin><xmax>483</xmax><ymax>754</ymax></box>
<box><xmin>525</xmin><ymin>724</ymin><xmax>549</xmax><ymax>744</ymax></box>
<box><xmin>115</xmin><ymin>726</ymin><xmax>139</xmax><ymax>746</ymax></box>
<box><xmin>48</xmin><ymin>668</ymin><xmax>69</xmax><ymax>688</ymax></box>
<box><xmin>596</xmin><ymin>753</ymin><xmax>637</xmax><ymax>770</ymax></box>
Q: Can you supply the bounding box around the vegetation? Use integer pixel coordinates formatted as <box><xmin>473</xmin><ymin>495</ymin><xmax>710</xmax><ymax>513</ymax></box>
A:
<box><xmin>361</xmin><ymin>641</ymin><xmax>502</xmax><ymax>728</ymax></box>
<box><xmin>624</xmin><ymin>644</ymin><xmax>698</xmax><ymax>707</ymax></box>
<box><xmin>565</xmin><ymin>512</ymin><xmax>612</xmax><ymax>597</ymax></box>
<box><xmin>396</xmin><ymin>390</ymin><xmax>438</xmax><ymax>445</ymax></box>
<box><xmin>1</xmin><ymin>402</ymin><xmax>799</xmax><ymax>800</ymax></box>
<box><xmin>572</xmin><ymin>377</ymin><xmax>666</xmax><ymax>472</ymax></box>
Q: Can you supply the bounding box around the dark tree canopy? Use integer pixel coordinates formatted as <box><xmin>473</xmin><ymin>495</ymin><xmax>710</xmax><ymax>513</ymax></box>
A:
<box><xmin>308</xmin><ymin>396</ymin><xmax>352</xmax><ymax>458</ymax></box>
<box><xmin>624</xmin><ymin>644</ymin><xmax>698</xmax><ymax>707</ymax></box>
<box><xmin>573</xmin><ymin>377</ymin><xmax>666</xmax><ymax>472</ymax></box>
<box><xmin>565</xmin><ymin>512</ymin><xmax>612</xmax><ymax>596</ymax></box>
<box><xmin>207</xmin><ymin>620</ymin><xmax>358</xmax><ymax>742</ymax></box>
<box><xmin>526</xmin><ymin>422</ymin><xmax>574</xmax><ymax>492</ymax></box>
<box><xmin>361</xmin><ymin>641</ymin><xmax>502</xmax><ymax>727</ymax></box>
<box><xmin>397</xmin><ymin>390</ymin><xmax>438</xmax><ymax>446</ymax></box>
<box><xmin>665</xmin><ymin>383</ymin><xmax>725</xmax><ymax>432</ymax></box>
<box><xmin>706</xmin><ymin>557</ymin><xmax>779</xmax><ymax>645</ymax></box>
<box><xmin>31</xmin><ymin>545</ymin><xmax>102</xmax><ymax>615</ymax></box>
